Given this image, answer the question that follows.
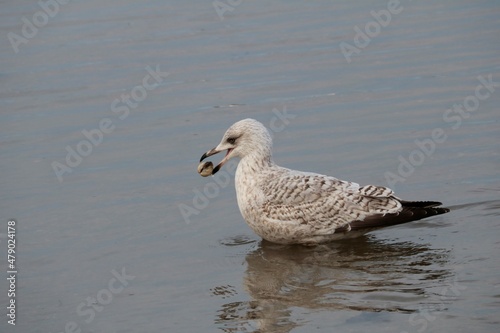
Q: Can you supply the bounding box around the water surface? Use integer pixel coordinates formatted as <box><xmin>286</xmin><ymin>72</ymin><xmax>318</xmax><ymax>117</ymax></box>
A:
<box><xmin>1</xmin><ymin>1</ymin><xmax>499</xmax><ymax>332</ymax></box>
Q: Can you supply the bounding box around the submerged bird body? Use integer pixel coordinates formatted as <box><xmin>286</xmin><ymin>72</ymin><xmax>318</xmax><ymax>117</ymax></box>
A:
<box><xmin>200</xmin><ymin>118</ymin><xmax>449</xmax><ymax>245</ymax></box>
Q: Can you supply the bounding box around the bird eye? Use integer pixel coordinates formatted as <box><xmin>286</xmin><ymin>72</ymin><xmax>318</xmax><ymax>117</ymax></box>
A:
<box><xmin>227</xmin><ymin>137</ymin><xmax>237</xmax><ymax>145</ymax></box>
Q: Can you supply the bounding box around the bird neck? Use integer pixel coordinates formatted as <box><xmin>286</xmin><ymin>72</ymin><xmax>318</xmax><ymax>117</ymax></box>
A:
<box><xmin>238</xmin><ymin>150</ymin><xmax>274</xmax><ymax>175</ymax></box>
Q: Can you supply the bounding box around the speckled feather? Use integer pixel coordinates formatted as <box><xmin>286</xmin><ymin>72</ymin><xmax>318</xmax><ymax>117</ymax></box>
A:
<box><xmin>202</xmin><ymin>119</ymin><xmax>449</xmax><ymax>245</ymax></box>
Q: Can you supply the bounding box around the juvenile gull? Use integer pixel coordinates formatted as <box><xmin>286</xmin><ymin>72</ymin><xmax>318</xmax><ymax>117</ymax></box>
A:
<box><xmin>200</xmin><ymin>119</ymin><xmax>449</xmax><ymax>245</ymax></box>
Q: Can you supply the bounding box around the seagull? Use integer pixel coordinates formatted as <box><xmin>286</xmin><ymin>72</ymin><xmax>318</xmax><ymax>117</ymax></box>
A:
<box><xmin>199</xmin><ymin>118</ymin><xmax>449</xmax><ymax>245</ymax></box>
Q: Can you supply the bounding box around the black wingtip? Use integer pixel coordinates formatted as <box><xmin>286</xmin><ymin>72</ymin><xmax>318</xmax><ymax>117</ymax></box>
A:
<box><xmin>350</xmin><ymin>202</ymin><xmax>450</xmax><ymax>230</ymax></box>
<box><xmin>401</xmin><ymin>200</ymin><xmax>445</xmax><ymax>208</ymax></box>
<box><xmin>402</xmin><ymin>201</ymin><xmax>451</xmax><ymax>214</ymax></box>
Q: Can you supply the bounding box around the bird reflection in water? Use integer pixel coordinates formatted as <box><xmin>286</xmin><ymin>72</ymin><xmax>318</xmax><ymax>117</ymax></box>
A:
<box><xmin>212</xmin><ymin>235</ymin><xmax>452</xmax><ymax>333</ymax></box>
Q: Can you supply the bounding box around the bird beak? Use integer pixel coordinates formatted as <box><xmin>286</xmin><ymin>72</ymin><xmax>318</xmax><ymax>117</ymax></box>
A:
<box><xmin>200</xmin><ymin>147</ymin><xmax>233</xmax><ymax>175</ymax></box>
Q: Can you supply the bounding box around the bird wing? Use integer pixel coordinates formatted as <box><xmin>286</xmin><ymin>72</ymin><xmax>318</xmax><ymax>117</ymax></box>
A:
<box><xmin>260</xmin><ymin>169</ymin><xmax>402</xmax><ymax>232</ymax></box>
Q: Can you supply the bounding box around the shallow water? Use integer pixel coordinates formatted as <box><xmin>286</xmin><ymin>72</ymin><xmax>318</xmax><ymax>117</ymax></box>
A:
<box><xmin>1</xmin><ymin>1</ymin><xmax>499</xmax><ymax>332</ymax></box>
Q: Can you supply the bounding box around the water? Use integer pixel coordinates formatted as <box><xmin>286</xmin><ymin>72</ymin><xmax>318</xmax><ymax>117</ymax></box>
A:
<box><xmin>1</xmin><ymin>1</ymin><xmax>499</xmax><ymax>332</ymax></box>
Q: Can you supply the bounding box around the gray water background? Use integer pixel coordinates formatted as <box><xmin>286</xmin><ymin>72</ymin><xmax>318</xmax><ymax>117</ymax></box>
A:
<box><xmin>1</xmin><ymin>1</ymin><xmax>499</xmax><ymax>332</ymax></box>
